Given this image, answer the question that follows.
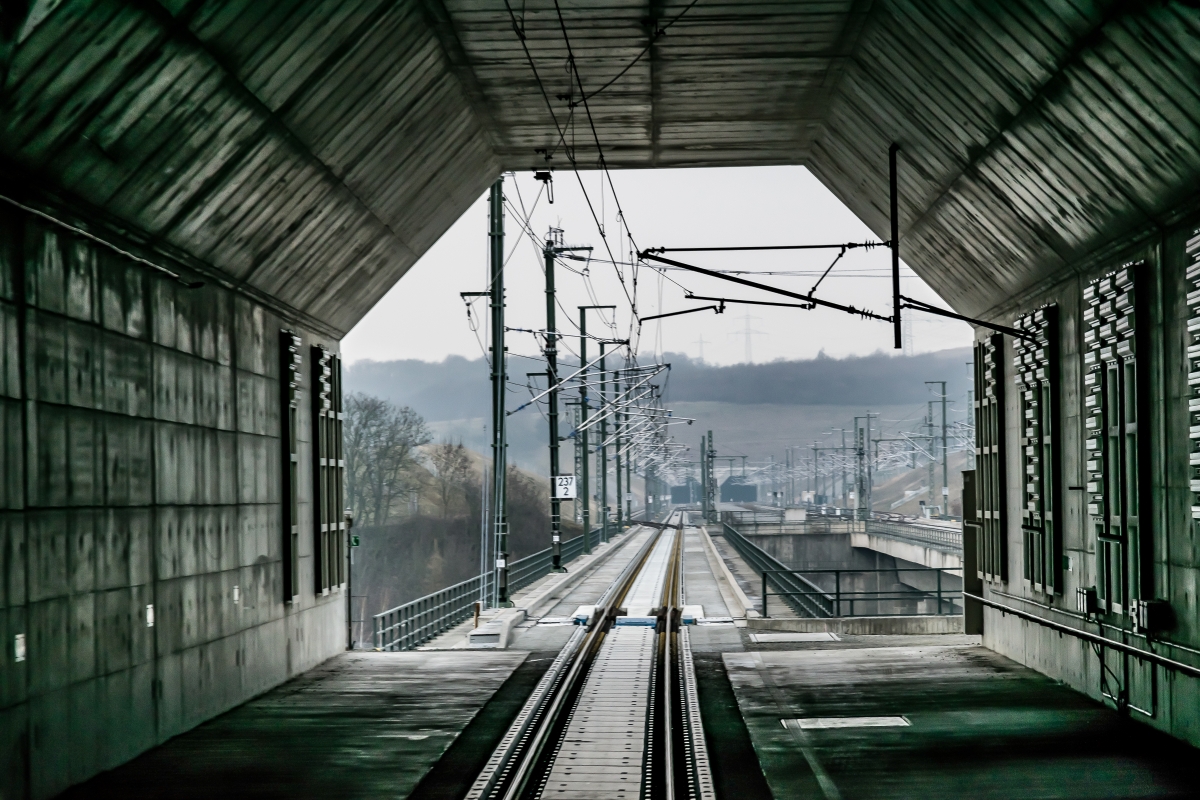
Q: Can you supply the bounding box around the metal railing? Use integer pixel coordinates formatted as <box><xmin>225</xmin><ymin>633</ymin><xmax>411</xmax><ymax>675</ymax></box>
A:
<box><xmin>864</xmin><ymin>520</ymin><xmax>963</xmax><ymax>552</ymax></box>
<box><xmin>374</xmin><ymin>527</ymin><xmax>603</xmax><ymax>651</ymax></box>
<box><xmin>719</xmin><ymin>523</ymin><xmax>833</xmax><ymax>617</ymax></box>
<box><xmin>722</xmin><ymin>510</ymin><xmax>791</xmax><ymax>526</ymax></box>
<box><xmin>726</xmin><ymin>518</ymin><xmax>865</xmax><ymax>536</ymax></box>
<box><xmin>762</xmin><ymin>568</ymin><xmax>963</xmax><ymax>618</ymax></box>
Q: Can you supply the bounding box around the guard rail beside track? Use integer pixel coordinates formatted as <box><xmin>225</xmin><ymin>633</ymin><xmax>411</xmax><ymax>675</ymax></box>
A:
<box><xmin>373</xmin><ymin>527</ymin><xmax>603</xmax><ymax>651</ymax></box>
<box><xmin>719</xmin><ymin>522</ymin><xmax>834</xmax><ymax>617</ymax></box>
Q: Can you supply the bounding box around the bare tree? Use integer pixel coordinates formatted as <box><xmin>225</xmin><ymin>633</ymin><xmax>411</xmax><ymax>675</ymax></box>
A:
<box><xmin>344</xmin><ymin>393</ymin><xmax>432</xmax><ymax>525</ymax></box>
<box><xmin>428</xmin><ymin>441</ymin><xmax>473</xmax><ymax>517</ymax></box>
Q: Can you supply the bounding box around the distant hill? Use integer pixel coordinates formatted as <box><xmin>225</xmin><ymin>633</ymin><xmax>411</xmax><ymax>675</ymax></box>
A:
<box><xmin>346</xmin><ymin>355</ymin><xmax>492</xmax><ymax>422</ymax></box>
<box><xmin>346</xmin><ymin>348</ymin><xmax>971</xmax><ymax>419</ymax></box>
<box><xmin>344</xmin><ymin>347</ymin><xmax>973</xmax><ymax>477</ymax></box>
<box><xmin>659</xmin><ymin>349</ymin><xmax>972</xmax><ymax>406</ymax></box>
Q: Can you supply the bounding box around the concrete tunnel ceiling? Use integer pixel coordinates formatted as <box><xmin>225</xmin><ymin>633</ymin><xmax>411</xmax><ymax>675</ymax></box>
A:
<box><xmin>2</xmin><ymin>1</ymin><xmax>1198</xmax><ymax>337</ymax></box>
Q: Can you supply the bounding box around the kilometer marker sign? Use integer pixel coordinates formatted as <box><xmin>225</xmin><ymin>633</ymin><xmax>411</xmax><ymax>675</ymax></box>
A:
<box><xmin>554</xmin><ymin>475</ymin><xmax>577</xmax><ymax>499</ymax></box>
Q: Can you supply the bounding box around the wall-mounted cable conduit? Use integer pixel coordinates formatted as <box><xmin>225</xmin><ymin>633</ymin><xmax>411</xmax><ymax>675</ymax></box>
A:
<box><xmin>0</xmin><ymin>193</ymin><xmax>204</xmax><ymax>288</ymax></box>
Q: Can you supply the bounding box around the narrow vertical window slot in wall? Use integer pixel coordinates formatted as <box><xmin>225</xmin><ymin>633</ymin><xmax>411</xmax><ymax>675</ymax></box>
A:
<box><xmin>1015</xmin><ymin>307</ymin><xmax>1060</xmax><ymax>595</ymax></box>
<box><xmin>1083</xmin><ymin>265</ymin><xmax>1147</xmax><ymax>615</ymax></box>
<box><xmin>974</xmin><ymin>333</ymin><xmax>1006</xmax><ymax>582</ymax></box>
<box><xmin>281</xmin><ymin>331</ymin><xmax>302</xmax><ymax>602</ymax></box>
<box><xmin>312</xmin><ymin>346</ymin><xmax>346</xmax><ymax>594</ymax></box>
<box><xmin>1186</xmin><ymin>229</ymin><xmax>1200</xmax><ymax>539</ymax></box>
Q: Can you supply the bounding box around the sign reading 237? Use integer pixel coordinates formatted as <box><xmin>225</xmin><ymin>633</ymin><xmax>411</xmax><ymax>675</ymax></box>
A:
<box><xmin>553</xmin><ymin>475</ymin><xmax>577</xmax><ymax>500</ymax></box>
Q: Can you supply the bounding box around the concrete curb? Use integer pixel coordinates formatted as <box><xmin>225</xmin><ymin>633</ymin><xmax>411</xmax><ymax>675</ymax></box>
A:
<box><xmin>698</xmin><ymin>525</ymin><xmax>759</xmax><ymax>618</ymax></box>
<box><xmin>468</xmin><ymin>608</ymin><xmax>527</xmax><ymax>648</ymax></box>
<box><xmin>516</xmin><ymin>529</ymin><xmax>640</xmax><ymax>620</ymax></box>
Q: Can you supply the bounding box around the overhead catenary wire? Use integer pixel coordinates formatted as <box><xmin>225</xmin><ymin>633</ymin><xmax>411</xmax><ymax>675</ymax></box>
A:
<box><xmin>644</xmin><ymin>241</ymin><xmax>889</xmax><ymax>254</ymax></box>
<box><xmin>570</xmin><ymin>0</ymin><xmax>701</xmax><ymax>106</ymax></box>
<box><xmin>641</xmin><ymin>251</ymin><xmax>892</xmax><ymax>323</ymax></box>
<box><xmin>502</xmin><ymin>0</ymin><xmax>641</xmax><ymax>334</ymax></box>
<box><xmin>552</xmin><ymin>1</ymin><xmax>664</xmax><ymax>344</ymax></box>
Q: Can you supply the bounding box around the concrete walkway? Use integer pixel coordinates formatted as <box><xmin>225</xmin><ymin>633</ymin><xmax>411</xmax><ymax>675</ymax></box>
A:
<box><xmin>62</xmin><ymin>651</ymin><xmax>531</xmax><ymax>799</ymax></box>
<box><xmin>708</xmin><ymin>529</ymin><xmax>798</xmax><ymax>618</ymax></box>
<box><xmin>724</xmin><ymin>635</ymin><xmax>1196</xmax><ymax>799</ymax></box>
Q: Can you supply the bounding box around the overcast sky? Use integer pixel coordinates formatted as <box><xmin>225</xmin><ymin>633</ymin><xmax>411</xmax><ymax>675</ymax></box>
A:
<box><xmin>342</xmin><ymin>166</ymin><xmax>971</xmax><ymax>366</ymax></box>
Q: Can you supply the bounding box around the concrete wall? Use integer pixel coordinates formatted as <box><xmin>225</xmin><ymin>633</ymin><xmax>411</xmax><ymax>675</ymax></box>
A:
<box><xmin>978</xmin><ymin>211</ymin><xmax>1200</xmax><ymax>749</ymax></box>
<box><xmin>0</xmin><ymin>204</ymin><xmax>347</xmax><ymax>798</ymax></box>
<box><xmin>744</xmin><ymin>532</ymin><xmax>874</xmax><ymax>572</ymax></box>
<box><xmin>848</xmin><ymin>532</ymin><xmax>962</xmax><ymax>572</ymax></box>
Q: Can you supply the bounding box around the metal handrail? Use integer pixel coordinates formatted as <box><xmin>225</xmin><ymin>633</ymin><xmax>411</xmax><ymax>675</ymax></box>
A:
<box><xmin>373</xmin><ymin>527</ymin><xmax>603</xmax><ymax>651</ymax></box>
<box><xmin>762</xmin><ymin>567</ymin><xmax>963</xmax><ymax>618</ymax></box>
<box><xmin>726</xmin><ymin>518</ymin><xmax>865</xmax><ymax>535</ymax></box>
<box><xmin>864</xmin><ymin>520</ymin><xmax>963</xmax><ymax>552</ymax></box>
<box><xmin>965</xmin><ymin>592</ymin><xmax>1200</xmax><ymax>681</ymax></box>
<box><xmin>719</xmin><ymin>523</ymin><xmax>833</xmax><ymax>617</ymax></box>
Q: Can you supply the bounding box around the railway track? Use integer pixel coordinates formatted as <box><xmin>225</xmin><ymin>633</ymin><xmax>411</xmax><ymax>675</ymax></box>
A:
<box><xmin>466</xmin><ymin>510</ymin><xmax>715</xmax><ymax>800</ymax></box>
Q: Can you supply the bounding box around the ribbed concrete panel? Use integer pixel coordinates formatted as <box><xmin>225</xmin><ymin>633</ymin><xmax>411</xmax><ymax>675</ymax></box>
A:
<box><xmin>811</xmin><ymin>1</ymin><xmax>1200</xmax><ymax>316</ymax></box>
<box><xmin>4</xmin><ymin>1</ymin><xmax>1198</xmax><ymax>328</ymax></box>
<box><xmin>0</xmin><ymin>204</ymin><xmax>348</xmax><ymax>798</ymax></box>
<box><xmin>0</xmin><ymin>0</ymin><xmax>499</xmax><ymax>336</ymax></box>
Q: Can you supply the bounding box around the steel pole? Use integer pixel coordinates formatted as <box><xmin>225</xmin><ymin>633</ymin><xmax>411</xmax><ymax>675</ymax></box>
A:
<box><xmin>489</xmin><ymin>178</ymin><xmax>510</xmax><ymax>605</ymax></box>
<box><xmin>867</xmin><ymin>412</ymin><xmax>874</xmax><ymax>516</ymax></box>
<box><xmin>579</xmin><ymin>310</ymin><xmax>590</xmax><ymax>553</ymax></box>
<box><xmin>625</xmin><ymin>382</ymin><xmax>633</xmax><ymax>523</ymax></box>
<box><xmin>940</xmin><ymin>384</ymin><xmax>948</xmax><ymax>510</ymax></box>
<box><xmin>545</xmin><ymin>240</ymin><xmax>566</xmax><ymax>571</ymax></box>
<box><xmin>613</xmin><ymin>360</ymin><xmax>622</xmax><ymax>536</ymax></box>
<box><xmin>599</xmin><ymin>342</ymin><xmax>608</xmax><ymax>544</ymax></box>
<box><xmin>928</xmin><ymin>400</ymin><xmax>935</xmax><ymax>513</ymax></box>
<box><xmin>890</xmin><ymin>143</ymin><xmax>901</xmax><ymax>350</ymax></box>
<box><xmin>840</xmin><ymin>429</ymin><xmax>848</xmax><ymax>508</ymax></box>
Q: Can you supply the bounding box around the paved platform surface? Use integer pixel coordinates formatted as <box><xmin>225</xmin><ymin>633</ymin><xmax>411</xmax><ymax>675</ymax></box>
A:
<box><xmin>62</xmin><ymin>651</ymin><xmax>527</xmax><ymax>799</ymax></box>
<box><xmin>684</xmin><ymin>528</ymin><xmax>730</xmax><ymax>617</ymax></box>
<box><xmin>724</xmin><ymin>636</ymin><xmax>1196</xmax><ymax>799</ymax></box>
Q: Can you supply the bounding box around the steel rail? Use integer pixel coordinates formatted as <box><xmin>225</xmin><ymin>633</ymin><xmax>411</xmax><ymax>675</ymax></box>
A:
<box><xmin>469</xmin><ymin>510</ymin><xmax>713</xmax><ymax>800</ymax></box>
<box><xmin>510</xmin><ymin>530</ymin><xmax>662</xmax><ymax>800</ymax></box>
<box><xmin>467</xmin><ymin>520</ymin><xmax>665</xmax><ymax>800</ymax></box>
<box><xmin>660</xmin><ymin>523</ymin><xmax>683</xmax><ymax>800</ymax></box>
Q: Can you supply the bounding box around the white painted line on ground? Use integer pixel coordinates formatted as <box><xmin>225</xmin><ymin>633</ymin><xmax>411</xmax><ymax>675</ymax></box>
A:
<box><xmin>749</xmin><ymin>632</ymin><xmax>841</xmax><ymax>643</ymax></box>
<box><xmin>783</xmin><ymin>716</ymin><xmax>910</xmax><ymax>730</ymax></box>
